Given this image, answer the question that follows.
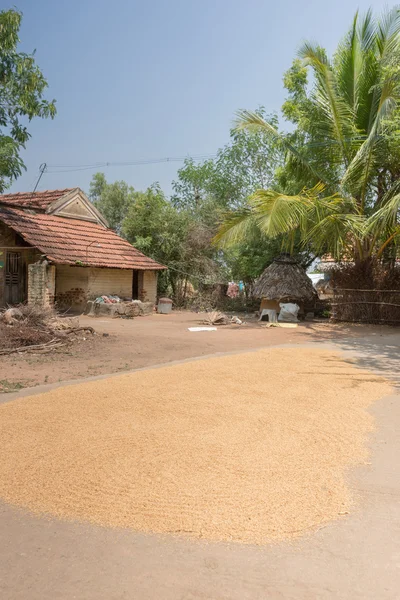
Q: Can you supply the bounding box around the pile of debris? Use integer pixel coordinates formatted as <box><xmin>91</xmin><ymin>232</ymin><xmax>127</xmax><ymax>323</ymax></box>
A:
<box><xmin>202</xmin><ymin>311</ymin><xmax>244</xmax><ymax>326</ymax></box>
<box><xmin>0</xmin><ymin>305</ymin><xmax>94</xmax><ymax>355</ymax></box>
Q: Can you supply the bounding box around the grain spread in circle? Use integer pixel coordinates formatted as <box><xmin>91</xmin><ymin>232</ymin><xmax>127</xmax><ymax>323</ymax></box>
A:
<box><xmin>0</xmin><ymin>348</ymin><xmax>391</xmax><ymax>544</ymax></box>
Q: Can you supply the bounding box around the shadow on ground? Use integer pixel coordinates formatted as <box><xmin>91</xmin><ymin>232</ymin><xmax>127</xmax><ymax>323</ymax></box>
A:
<box><xmin>305</xmin><ymin>324</ymin><xmax>400</xmax><ymax>386</ymax></box>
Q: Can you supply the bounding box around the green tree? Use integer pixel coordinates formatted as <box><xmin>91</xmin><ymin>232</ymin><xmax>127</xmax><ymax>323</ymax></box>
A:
<box><xmin>217</xmin><ymin>8</ymin><xmax>400</xmax><ymax>266</ymax></box>
<box><xmin>123</xmin><ymin>184</ymin><xmax>221</xmax><ymax>302</ymax></box>
<box><xmin>172</xmin><ymin>108</ymin><xmax>283</xmax><ymax>211</ymax></box>
<box><xmin>89</xmin><ymin>172</ymin><xmax>136</xmax><ymax>232</ymax></box>
<box><xmin>0</xmin><ymin>9</ymin><xmax>56</xmax><ymax>191</ymax></box>
<box><xmin>172</xmin><ymin>109</ymin><xmax>288</xmax><ymax>283</ymax></box>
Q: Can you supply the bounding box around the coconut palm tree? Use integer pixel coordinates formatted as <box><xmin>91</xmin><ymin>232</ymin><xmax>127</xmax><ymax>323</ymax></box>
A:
<box><xmin>216</xmin><ymin>7</ymin><xmax>400</xmax><ymax>265</ymax></box>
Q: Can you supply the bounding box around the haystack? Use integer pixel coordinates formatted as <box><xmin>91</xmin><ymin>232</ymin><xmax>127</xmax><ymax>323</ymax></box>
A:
<box><xmin>254</xmin><ymin>255</ymin><xmax>317</xmax><ymax>315</ymax></box>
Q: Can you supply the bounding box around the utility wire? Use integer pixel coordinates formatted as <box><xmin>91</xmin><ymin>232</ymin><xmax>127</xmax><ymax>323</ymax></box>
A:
<box><xmin>43</xmin><ymin>132</ymin><xmax>400</xmax><ymax>173</ymax></box>
<box><xmin>45</xmin><ymin>154</ymin><xmax>217</xmax><ymax>174</ymax></box>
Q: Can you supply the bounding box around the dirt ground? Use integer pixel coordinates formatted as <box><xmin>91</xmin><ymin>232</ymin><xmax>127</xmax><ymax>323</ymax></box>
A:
<box><xmin>0</xmin><ymin>310</ymin><xmax>392</xmax><ymax>393</ymax></box>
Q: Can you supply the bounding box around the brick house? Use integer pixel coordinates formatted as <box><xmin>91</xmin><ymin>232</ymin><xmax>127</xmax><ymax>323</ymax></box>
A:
<box><xmin>0</xmin><ymin>188</ymin><xmax>166</xmax><ymax>310</ymax></box>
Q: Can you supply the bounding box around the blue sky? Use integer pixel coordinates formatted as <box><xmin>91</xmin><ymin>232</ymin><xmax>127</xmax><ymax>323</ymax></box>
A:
<box><xmin>9</xmin><ymin>0</ymin><xmax>391</xmax><ymax>196</ymax></box>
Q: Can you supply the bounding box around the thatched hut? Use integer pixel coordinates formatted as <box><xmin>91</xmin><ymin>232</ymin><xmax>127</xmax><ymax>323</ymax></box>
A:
<box><xmin>253</xmin><ymin>255</ymin><xmax>317</xmax><ymax>315</ymax></box>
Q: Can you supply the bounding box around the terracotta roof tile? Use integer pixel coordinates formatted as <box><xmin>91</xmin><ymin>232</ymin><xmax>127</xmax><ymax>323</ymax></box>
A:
<box><xmin>0</xmin><ymin>189</ymin><xmax>75</xmax><ymax>210</ymax></box>
<box><xmin>0</xmin><ymin>207</ymin><xmax>166</xmax><ymax>271</ymax></box>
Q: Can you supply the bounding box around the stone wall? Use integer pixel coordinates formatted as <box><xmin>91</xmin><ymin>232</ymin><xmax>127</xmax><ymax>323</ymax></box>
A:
<box><xmin>28</xmin><ymin>262</ymin><xmax>56</xmax><ymax>307</ymax></box>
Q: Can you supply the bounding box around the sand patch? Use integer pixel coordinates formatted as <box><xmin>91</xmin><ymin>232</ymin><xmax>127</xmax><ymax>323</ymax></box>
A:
<box><xmin>0</xmin><ymin>348</ymin><xmax>391</xmax><ymax>544</ymax></box>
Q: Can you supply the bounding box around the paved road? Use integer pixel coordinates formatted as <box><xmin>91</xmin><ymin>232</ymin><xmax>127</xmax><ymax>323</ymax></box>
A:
<box><xmin>1</xmin><ymin>335</ymin><xmax>399</xmax><ymax>599</ymax></box>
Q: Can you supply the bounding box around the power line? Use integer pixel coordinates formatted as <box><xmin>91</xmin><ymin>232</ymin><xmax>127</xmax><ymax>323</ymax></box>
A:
<box><xmin>45</xmin><ymin>154</ymin><xmax>217</xmax><ymax>174</ymax></box>
<box><xmin>41</xmin><ymin>131</ymin><xmax>400</xmax><ymax>175</ymax></box>
<box><xmin>44</xmin><ymin>132</ymin><xmax>400</xmax><ymax>174</ymax></box>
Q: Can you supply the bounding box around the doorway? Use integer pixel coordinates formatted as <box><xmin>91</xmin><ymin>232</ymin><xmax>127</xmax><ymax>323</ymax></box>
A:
<box><xmin>132</xmin><ymin>270</ymin><xmax>143</xmax><ymax>300</ymax></box>
<box><xmin>132</xmin><ymin>270</ymin><xmax>139</xmax><ymax>300</ymax></box>
<box><xmin>5</xmin><ymin>252</ymin><xmax>25</xmax><ymax>305</ymax></box>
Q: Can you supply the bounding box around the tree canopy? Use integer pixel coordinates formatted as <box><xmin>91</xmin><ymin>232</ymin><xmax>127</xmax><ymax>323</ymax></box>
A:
<box><xmin>0</xmin><ymin>9</ymin><xmax>56</xmax><ymax>192</ymax></box>
<box><xmin>172</xmin><ymin>108</ymin><xmax>282</xmax><ymax>211</ymax></box>
<box><xmin>88</xmin><ymin>109</ymin><xmax>287</xmax><ymax>301</ymax></box>
<box><xmin>89</xmin><ymin>173</ymin><xmax>136</xmax><ymax>232</ymax></box>
<box><xmin>216</xmin><ymin>7</ymin><xmax>400</xmax><ymax>266</ymax></box>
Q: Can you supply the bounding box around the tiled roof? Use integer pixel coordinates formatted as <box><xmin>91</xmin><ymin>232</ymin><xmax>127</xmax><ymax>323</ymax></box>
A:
<box><xmin>0</xmin><ymin>206</ymin><xmax>166</xmax><ymax>271</ymax></box>
<box><xmin>0</xmin><ymin>189</ymin><xmax>75</xmax><ymax>210</ymax></box>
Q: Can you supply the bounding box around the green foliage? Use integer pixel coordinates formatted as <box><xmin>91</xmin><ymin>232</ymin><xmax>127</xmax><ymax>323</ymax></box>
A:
<box><xmin>123</xmin><ymin>184</ymin><xmax>222</xmax><ymax>299</ymax></box>
<box><xmin>88</xmin><ymin>175</ymin><xmax>223</xmax><ymax>303</ymax></box>
<box><xmin>89</xmin><ymin>173</ymin><xmax>136</xmax><ymax>232</ymax></box>
<box><xmin>172</xmin><ymin>107</ymin><xmax>283</xmax><ymax>211</ymax></box>
<box><xmin>0</xmin><ymin>9</ymin><xmax>56</xmax><ymax>191</ymax></box>
<box><xmin>218</xmin><ymin>7</ymin><xmax>400</xmax><ymax>265</ymax></box>
<box><xmin>224</xmin><ymin>235</ymin><xmax>282</xmax><ymax>284</ymax></box>
<box><xmin>123</xmin><ymin>184</ymin><xmax>186</xmax><ymax>264</ymax></box>
<box><xmin>170</xmin><ymin>108</ymin><xmax>290</xmax><ymax>283</ymax></box>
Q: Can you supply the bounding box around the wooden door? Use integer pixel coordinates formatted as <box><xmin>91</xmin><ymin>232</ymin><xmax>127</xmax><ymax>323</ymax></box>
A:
<box><xmin>5</xmin><ymin>252</ymin><xmax>24</xmax><ymax>305</ymax></box>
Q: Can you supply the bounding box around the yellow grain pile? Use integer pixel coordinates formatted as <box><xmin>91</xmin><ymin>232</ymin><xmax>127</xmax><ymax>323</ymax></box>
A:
<box><xmin>0</xmin><ymin>348</ymin><xmax>391</xmax><ymax>544</ymax></box>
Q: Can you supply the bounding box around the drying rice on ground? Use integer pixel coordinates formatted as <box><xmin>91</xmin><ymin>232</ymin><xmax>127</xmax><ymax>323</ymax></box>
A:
<box><xmin>0</xmin><ymin>348</ymin><xmax>392</xmax><ymax>544</ymax></box>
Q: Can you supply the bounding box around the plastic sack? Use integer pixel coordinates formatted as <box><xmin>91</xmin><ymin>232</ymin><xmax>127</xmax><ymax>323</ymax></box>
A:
<box><xmin>278</xmin><ymin>303</ymin><xmax>300</xmax><ymax>322</ymax></box>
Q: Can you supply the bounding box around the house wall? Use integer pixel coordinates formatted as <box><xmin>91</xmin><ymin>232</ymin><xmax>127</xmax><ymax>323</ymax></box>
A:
<box><xmin>55</xmin><ymin>265</ymin><xmax>89</xmax><ymax>310</ymax></box>
<box><xmin>88</xmin><ymin>268</ymin><xmax>133</xmax><ymax>299</ymax></box>
<box><xmin>52</xmin><ymin>194</ymin><xmax>100</xmax><ymax>222</ymax></box>
<box><xmin>0</xmin><ymin>222</ymin><xmax>16</xmax><ymax>247</ymax></box>
<box><xmin>55</xmin><ymin>265</ymin><xmax>158</xmax><ymax>310</ymax></box>
<box><xmin>141</xmin><ymin>271</ymin><xmax>158</xmax><ymax>303</ymax></box>
<box><xmin>55</xmin><ymin>265</ymin><xmax>133</xmax><ymax>310</ymax></box>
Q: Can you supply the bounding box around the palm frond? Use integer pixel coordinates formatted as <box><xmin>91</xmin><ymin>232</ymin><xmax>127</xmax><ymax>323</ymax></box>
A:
<box><xmin>366</xmin><ymin>185</ymin><xmax>400</xmax><ymax>234</ymax></box>
<box><xmin>298</xmin><ymin>42</ymin><xmax>330</xmax><ymax>71</ymax></box>
<box><xmin>215</xmin><ymin>184</ymin><xmax>325</xmax><ymax>247</ymax></box>
<box><xmin>341</xmin><ymin>73</ymin><xmax>399</xmax><ymax>203</ymax></box>
<box><xmin>249</xmin><ymin>188</ymin><xmax>315</xmax><ymax>237</ymax></box>
<box><xmin>376</xmin><ymin>6</ymin><xmax>400</xmax><ymax>60</ymax></box>
<box><xmin>376</xmin><ymin>226</ymin><xmax>400</xmax><ymax>257</ymax></box>
<box><xmin>213</xmin><ymin>208</ymin><xmax>255</xmax><ymax>248</ymax></box>
<box><xmin>358</xmin><ymin>8</ymin><xmax>376</xmax><ymax>51</ymax></box>
<box><xmin>300</xmin><ymin>42</ymin><xmax>354</xmax><ymax>165</ymax></box>
<box><xmin>303</xmin><ymin>211</ymin><xmax>365</xmax><ymax>259</ymax></box>
<box><xmin>335</xmin><ymin>11</ymin><xmax>363</xmax><ymax>111</ymax></box>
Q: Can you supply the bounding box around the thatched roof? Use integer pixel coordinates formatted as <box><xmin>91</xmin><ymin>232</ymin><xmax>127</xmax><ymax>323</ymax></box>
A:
<box><xmin>253</xmin><ymin>255</ymin><xmax>317</xmax><ymax>302</ymax></box>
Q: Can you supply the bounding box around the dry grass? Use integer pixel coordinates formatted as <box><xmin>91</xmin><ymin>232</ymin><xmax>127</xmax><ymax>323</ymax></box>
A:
<box><xmin>0</xmin><ymin>322</ymin><xmax>54</xmax><ymax>349</ymax></box>
<box><xmin>0</xmin><ymin>348</ymin><xmax>391</xmax><ymax>544</ymax></box>
<box><xmin>202</xmin><ymin>310</ymin><xmax>229</xmax><ymax>325</ymax></box>
<box><xmin>0</xmin><ymin>304</ymin><xmax>90</xmax><ymax>352</ymax></box>
<box><xmin>0</xmin><ymin>305</ymin><xmax>56</xmax><ymax>350</ymax></box>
